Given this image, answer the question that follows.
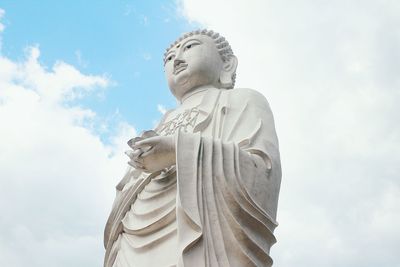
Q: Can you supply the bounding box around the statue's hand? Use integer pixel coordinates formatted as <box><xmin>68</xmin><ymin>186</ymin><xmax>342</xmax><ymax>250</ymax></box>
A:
<box><xmin>127</xmin><ymin>135</ymin><xmax>176</xmax><ymax>173</ymax></box>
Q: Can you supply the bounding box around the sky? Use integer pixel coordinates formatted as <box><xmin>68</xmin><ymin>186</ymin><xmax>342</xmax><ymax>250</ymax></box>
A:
<box><xmin>0</xmin><ymin>1</ymin><xmax>399</xmax><ymax>267</ymax></box>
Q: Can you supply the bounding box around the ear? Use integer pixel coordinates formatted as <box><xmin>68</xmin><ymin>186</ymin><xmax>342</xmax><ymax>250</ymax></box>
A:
<box><xmin>219</xmin><ymin>55</ymin><xmax>238</xmax><ymax>89</ymax></box>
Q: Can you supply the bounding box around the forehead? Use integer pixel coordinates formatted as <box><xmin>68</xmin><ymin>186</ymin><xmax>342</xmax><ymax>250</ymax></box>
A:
<box><xmin>167</xmin><ymin>34</ymin><xmax>216</xmax><ymax>53</ymax></box>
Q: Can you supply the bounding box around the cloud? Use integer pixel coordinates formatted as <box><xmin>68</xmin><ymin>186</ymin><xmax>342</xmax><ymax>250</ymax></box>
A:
<box><xmin>178</xmin><ymin>1</ymin><xmax>400</xmax><ymax>266</ymax></box>
<box><xmin>157</xmin><ymin>104</ymin><xmax>167</xmax><ymax>114</ymax></box>
<box><xmin>75</xmin><ymin>49</ymin><xmax>89</xmax><ymax>68</ymax></box>
<box><xmin>140</xmin><ymin>15</ymin><xmax>149</xmax><ymax>26</ymax></box>
<box><xmin>142</xmin><ymin>52</ymin><xmax>152</xmax><ymax>61</ymax></box>
<box><xmin>0</xmin><ymin>31</ymin><xmax>135</xmax><ymax>266</ymax></box>
<box><xmin>0</xmin><ymin>8</ymin><xmax>4</xmax><ymax>32</ymax></box>
<box><xmin>124</xmin><ymin>4</ymin><xmax>134</xmax><ymax>16</ymax></box>
<box><xmin>0</xmin><ymin>8</ymin><xmax>5</xmax><ymax>50</ymax></box>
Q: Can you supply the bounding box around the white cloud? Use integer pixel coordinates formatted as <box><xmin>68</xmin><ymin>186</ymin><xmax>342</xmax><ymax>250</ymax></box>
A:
<box><xmin>0</xmin><ymin>34</ymin><xmax>135</xmax><ymax>266</ymax></box>
<box><xmin>133</xmin><ymin>71</ymin><xmax>141</xmax><ymax>79</ymax></box>
<box><xmin>0</xmin><ymin>8</ymin><xmax>4</xmax><ymax>32</ymax></box>
<box><xmin>123</xmin><ymin>5</ymin><xmax>149</xmax><ymax>27</ymax></box>
<box><xmin>141</xmin><ymin>15</ymin><xmax>149</xmax><ymax>26</ymax></box>
<box><xmin>157</xmin><ymin>104</ymin><xmax>167</xmax><ymax>114</ymax></box>
<box><xmin>75</xmin><ymin>49</ymin><xmax>88</xmax><ymax>68</ymax></box>
<box><xmin>124</xmin><ymin>4</ymin><xmax>133</xmax><ymax>16</ymax></box>
<box><xmin>0</xmin><ymin>8</ymin><xmax>5</xmax><ymax>51</ymax></box>
<box><xmin>142</xmin><ymin>52</ymin><xmax>152</xmax><ymax>61</ymax></box>
<box><xmin>10</xmin><ymin>45</ymin><xmax>109</xmax><ymax>105</ymax></box>
<box><xmin>179</xmin><ymin>1</ymin><xmax>400</xmax><ymax>266</ymax></box>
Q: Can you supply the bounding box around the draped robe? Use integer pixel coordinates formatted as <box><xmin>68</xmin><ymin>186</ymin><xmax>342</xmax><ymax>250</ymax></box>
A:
<box><xmin>104</xmin><ymin>87</ymin><xmax>281</xmax><ymax>267</ymax></box>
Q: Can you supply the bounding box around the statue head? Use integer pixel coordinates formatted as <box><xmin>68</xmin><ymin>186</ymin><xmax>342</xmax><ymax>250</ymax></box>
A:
<box><xmin>163</xmin><ymin>29</ymin><xmax>238</xmax><ymax>101</ymax></box>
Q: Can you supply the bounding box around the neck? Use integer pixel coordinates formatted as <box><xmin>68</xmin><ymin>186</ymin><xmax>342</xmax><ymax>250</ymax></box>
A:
<box><xmin>180</xmin><ymin>85</ymin><xmax>215</xmax><ymax>104</ymax></box>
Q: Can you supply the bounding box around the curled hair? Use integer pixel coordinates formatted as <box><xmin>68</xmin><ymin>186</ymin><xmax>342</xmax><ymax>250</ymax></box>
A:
<box><xmin>164</xmin><ymin>29</ymin><xmax>236</xmax><ymax>88</ymax></box>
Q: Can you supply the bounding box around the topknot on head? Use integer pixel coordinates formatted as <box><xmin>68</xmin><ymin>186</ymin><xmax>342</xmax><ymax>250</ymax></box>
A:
<box><xmin>164</xmin><ymin>29</ymin><xmax>235</xmax><ymax>63</ymax></box>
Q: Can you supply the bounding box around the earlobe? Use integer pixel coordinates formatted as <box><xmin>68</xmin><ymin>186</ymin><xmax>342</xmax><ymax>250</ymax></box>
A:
<box><xmin>219</xmin><ymin>56</ymin><xmax>238</xmax><ymax>89</ymax></box>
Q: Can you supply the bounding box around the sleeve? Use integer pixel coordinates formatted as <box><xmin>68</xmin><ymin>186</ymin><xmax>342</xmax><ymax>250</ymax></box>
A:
<box><xmin>219</xmin><ymin>88</ymin><xmax>281</xmax><ymax>218</ymax></box>
<box><xmin>175</xmin><ymin>89</ymin><xmax>281</xmax><ymax>267</ymax></box>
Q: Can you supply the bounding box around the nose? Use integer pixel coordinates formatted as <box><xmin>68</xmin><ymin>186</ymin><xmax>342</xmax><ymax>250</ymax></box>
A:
<box><xmin>173</xmin><ymin>47</ymin><xmax>185</xmax><ymax>67</ymax></box>
<box><xmin>174</xmin><ymin>58</ymin><xmax>185</xmax><ymax>68</ymax></box>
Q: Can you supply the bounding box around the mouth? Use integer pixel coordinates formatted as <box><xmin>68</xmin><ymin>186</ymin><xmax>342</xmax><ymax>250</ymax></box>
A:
<box><xmin>173</xmin><ymin>63</ymin><xmax>188</xmax><ymax>75</ymax></box>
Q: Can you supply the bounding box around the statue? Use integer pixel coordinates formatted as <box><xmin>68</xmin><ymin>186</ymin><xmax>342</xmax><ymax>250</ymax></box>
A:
<box><xmin>104</xmin><ymin>29</ymin><xmax>281</xmax><ymax>267</ymax></box>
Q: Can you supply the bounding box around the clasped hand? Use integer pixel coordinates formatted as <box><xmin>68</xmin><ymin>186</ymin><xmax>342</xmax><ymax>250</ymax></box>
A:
<box><xmin>126</xmin><ymin>134</ymin><xmax>176</xmax><ymax>173</ymax></box>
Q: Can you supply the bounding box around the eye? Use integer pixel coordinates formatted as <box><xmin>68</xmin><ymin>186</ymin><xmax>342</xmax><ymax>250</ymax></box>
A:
<box><xmin>184</xmin><ymin>42</ymin><xmax>200</xmax><ymax>51</ymax></box>
<box><xmin>165</xmin><ymin>54</ymin><xmax>175</xmax><ymax>63</ymax></box>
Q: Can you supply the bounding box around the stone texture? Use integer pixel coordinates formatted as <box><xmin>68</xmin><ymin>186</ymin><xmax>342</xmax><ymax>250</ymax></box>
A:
<box><xmin>104</xmin><ymin>29</ymin><xmax>281</xmax><ymax>267</ymax></box>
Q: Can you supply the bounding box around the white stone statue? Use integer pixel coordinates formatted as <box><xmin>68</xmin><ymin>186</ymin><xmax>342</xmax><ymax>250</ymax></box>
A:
<box><xmin>104</xmin><ymin>29</ymin><xmax>281</xmax><ymax>267</ymax></box>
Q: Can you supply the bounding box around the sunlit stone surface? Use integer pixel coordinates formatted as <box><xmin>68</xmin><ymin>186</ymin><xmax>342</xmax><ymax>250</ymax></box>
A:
<box><xmin>104</xmin><ymin>29</ymin><xmax>281</xmax><ymax>267</ymax></box>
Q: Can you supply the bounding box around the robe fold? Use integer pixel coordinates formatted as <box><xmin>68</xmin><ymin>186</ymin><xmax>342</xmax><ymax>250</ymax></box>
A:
<box><xmin>104</xmin><ymin>88</ymin><xmax>281</xmax><ymax>267</ymax></box>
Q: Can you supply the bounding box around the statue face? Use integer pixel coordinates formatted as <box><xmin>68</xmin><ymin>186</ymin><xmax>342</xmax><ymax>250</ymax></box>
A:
<box><xmin>164</xmin><ymin>35</ymin><xmax>224</xmax><ymax>100</ymax></box>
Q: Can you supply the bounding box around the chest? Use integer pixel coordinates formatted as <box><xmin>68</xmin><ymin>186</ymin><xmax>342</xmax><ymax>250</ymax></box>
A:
<box><xmin>157</xmin><ymin>106</ymin><xmax>201</xmax><ymax>136</ymax></box>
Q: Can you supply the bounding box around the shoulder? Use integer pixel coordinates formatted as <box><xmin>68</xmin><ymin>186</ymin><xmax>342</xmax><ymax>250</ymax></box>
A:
<box><xmin>222</xmin><ymin>88</ymin><xmax>271</xmax><ymax>109</ymax></box>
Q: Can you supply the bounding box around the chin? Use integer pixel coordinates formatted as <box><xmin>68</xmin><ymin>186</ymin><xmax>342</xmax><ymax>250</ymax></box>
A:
<box><xmin>175</xmin><ymin>71</ymin><xmax>190</xmax><ymax>85</ymax></box>
<box><xmin>170</xmin><ymin>74</ymin><xmax>191</xmax><ymax>96</ymax></box>
<box><xmin>169</xmin><ymin>82</ymin><xmax>189</xmax><ymax>100</ymax></box>
<box><xmin>169</xmin><ymin>71</ymin><xmax>213</xmax><ymax>100</ymax></box>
